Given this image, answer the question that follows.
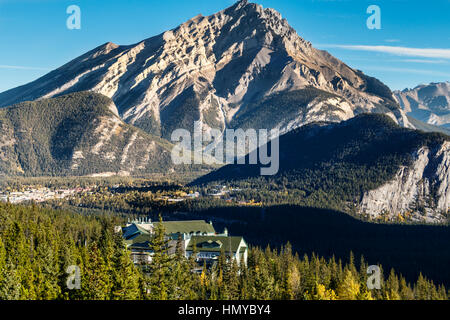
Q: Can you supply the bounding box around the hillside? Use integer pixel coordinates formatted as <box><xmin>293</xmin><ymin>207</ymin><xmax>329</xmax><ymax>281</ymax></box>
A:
<box><xmin>194</xmin><ymin>114</ymin><xmax>450</xmax><ymax>223</ymax></box>
<box><xmin>406</xmin><ymin>115</ymin><xmax>450</xmax><ymax>136</ymax></box>
<box><xmin>0</xmin><ymin>0</ymin><xmax>416</xmax><ymax>141</ymax></box>
<box><xmin>0</xmin><ymin>92</ymin><xmax>178</xmax><ymax>176</ymax></box>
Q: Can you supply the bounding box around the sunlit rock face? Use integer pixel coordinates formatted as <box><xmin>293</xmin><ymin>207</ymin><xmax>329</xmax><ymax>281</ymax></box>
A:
<box><xmin>359</xmin><ymin>141</ymin><xmax>450</xmax><ymax>223</ymax></box>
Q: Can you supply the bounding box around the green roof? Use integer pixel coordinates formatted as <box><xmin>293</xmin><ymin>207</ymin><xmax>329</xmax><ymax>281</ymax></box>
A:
<box><xmin>124</xmin><ymin>233</ymin><xmax>152</xmax><ymax>248</ymax></box>
<box><xmin>159</xmin><ymin>220</ymin><xmax>216</xmax><ymax>235</ymax></box>
<box><xmin>123</xmin><ymin>220</ymin><xmax>216</xmax><ymax>247</ymax></box>
<box><xmin>187</xmin><ymin>236</ymin><xmax>246</xmax><ymax>254</ymax></box>
<box><xmin>122</xmin><ymin>224</ymin><xmax>150</xmax><ymax>241</ymax></box>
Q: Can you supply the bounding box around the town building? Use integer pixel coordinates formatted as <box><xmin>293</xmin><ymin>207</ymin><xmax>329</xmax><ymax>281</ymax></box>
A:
<box><xmin>120</xmin><ymin>219</ymin><xmax>248</xmax><ymax>267</ymax></box>
<box><xmin>185</xmin><ymin>235</ymin><xmax>248</xmax><ymax>269</ymax></box>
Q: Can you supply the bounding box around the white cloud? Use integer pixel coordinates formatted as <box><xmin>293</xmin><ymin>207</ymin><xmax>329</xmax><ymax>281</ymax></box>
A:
<box><xmin>0</xmin><ymin>65</ymin><xmax>50</xmax><ymax>71</ymax></box>
<box><xmin>397</xmin><ymin>59</ymin><xmax>448</xmax><ymax>64</ymax></box>
<box><xmin>362</xmin><ymin>66</ymin><xmax>450</xmax><ymax>77</ymax></box>
<box><xmin>318</xmin><ymin>45</ymin><xmax>450</xmax><ymax>59</ymax></box>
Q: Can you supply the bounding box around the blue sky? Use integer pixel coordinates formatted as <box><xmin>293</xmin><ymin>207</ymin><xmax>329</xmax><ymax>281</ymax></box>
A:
<box><xmin>0</xmin><ymin>0</ymin><xmax>449</xmax><ymax>92</ymax></box>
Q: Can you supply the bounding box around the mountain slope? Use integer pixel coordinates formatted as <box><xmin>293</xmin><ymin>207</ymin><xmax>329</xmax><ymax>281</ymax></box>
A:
<box><xmin>394</xmin><ymin>82</ymin><xmax>450</xmax><ymax>128</ymax></box>
<box><xmin>194</xmin><ymin>114</ymin><xmax>450</xmax><ymax>223</ymax></box>
<box><xmin>406</xmin><ymin>115</ymin><xmax>450</xmax><ymax>136</ymax></box>
<box><xmin>0</xmin><ymin>0</ymin><xmax>413</xmax><ymax>140</ymax></box>
<box><xmin>0</xmin><ymin>92</ymin><xmax>176</xmax><ymax>176</ymax></box>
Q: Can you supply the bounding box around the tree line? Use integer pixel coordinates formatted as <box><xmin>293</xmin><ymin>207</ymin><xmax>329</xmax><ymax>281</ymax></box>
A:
<box><xmin>0</xmin><ymin>202</ymin><xmax>448</xmax><ymax>300</ymax></box>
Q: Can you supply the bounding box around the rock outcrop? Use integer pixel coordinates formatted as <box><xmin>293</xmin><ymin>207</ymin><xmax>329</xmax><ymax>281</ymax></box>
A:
<box><xmin>359</xmin><ymin>141</ymin><xmax>450</xmax><ymax>223</ymax></box>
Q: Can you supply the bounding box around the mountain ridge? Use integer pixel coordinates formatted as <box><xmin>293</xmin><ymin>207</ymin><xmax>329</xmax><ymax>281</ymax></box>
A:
<box><xmin>193</xmin><ymin>113</ymin><xmax>450</xmax><ymax>223</ymax></box>
<box><xmin>0</xmin><ymin>92</ymin><xmax>179</xmax><ymax>176</ymax></box>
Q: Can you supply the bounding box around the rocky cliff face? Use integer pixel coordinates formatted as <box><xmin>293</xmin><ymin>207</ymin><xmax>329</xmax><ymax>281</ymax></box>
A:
<box><xmin>0</xmin><ymin>0</ymin><xmax>413</xmax><ymax>140</ymax></box>
<box><xmin>359</xmin><ymin>141</ymin><xmax>450</xmax><ymax>223</ymax></box>
<box><xmin>394</xmin><ymin>82</ymin><xmax>450</xmax><ymax>128</ymax></box>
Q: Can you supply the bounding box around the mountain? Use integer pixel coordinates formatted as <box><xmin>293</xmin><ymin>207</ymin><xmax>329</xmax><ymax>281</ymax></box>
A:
<box><xmin>405</xmin><ymin>115</ymin><xmax>450</xmax><ymax>136</ymax></box>
<box><xmin>0</xmin><ymin>92</ymin><xmax>177</xmax><ymax>176</ymax></box>
<box><xmin>394</xmin><ymin>82</ymin><xmax>450</xmax><ymax>129</ymax></box>
<box><xmin>194</xmin><ymin>114</ymin><xmax>450</xmax><ymax>223</ymax></box>
<box><xmin>0</xmin><ymin>0</ymin><xmax>414</xmax><ymax>141</ymax></box>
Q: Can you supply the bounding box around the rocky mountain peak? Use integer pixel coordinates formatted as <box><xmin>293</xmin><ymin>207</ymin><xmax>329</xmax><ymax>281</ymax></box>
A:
<box><xmin>0</xmin><ymin>0</ymin><xmax>413</xmax><ymax>139</ymax></box>
<box><xmin>234</xmin><ymin>0</ymin><xmax>250</xmax><ymax>9</ymax></box>
<box><xmin>226</xmin><ymin>0</ymin><xmax>309</xmax><ymax>48</ymax></box>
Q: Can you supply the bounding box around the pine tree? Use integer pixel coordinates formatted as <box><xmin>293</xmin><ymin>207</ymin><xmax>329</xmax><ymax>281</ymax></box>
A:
<box><xmin>34</xmin><ymin>237</ymin><xmax>60</xmax><ymax>299</ymax></box>
<box><xmin>384</xmin><ymin>269</ymin><xmax>400</xmax><ymax>300</ymax></box>
<box><xmin>306</xmin><ymin>281</ymin><xmax>337</xmax><ymax>300</ymax></box>
<box><xmin>80</xmin><ymin>243</ymin><xmax>111</xmax><ymax>300</ymax></box>
<box><xmin>169</xmin><ymin>235</ymin><xmax>194</xmax><ymax>300</ymax></box>
<box><xmin>249</xmin><ymin>250</ymin><xmax>274</xmax><ymax>300</ymax></box>
<box><xmin>223</xmin><ymin>256</ymin><xmax>240</xmax><ymax>300</ymax></box>
<box><xmin>57</xmin><ymin>237</ymin><xmax>78</xmax><ymax>300</ymax></box>
<box><xmin>0</xmin><ymin>239</ymin><xmax>5</xmax><ymax>284</ymax></box>
<box><xmin>398</xmin><ymin>276</ymin><xmax>414</xmax><ymax>300</ymax></box>
<box><xmin>99</xmin><ymin>223</ymin><xmax>115</xmax><ymax>285</ymax></box>
<box><xmin>414</xmin><ymin>273</ymin><xmax>430</xmax><ymax>300</ymax></box>
<box><xmin>216</xmin><ymin>250</ymin><xmax>226</xmax><ymax>300</ymax></box>
<box><xmin>147</xmin><ymin>215</ymin><xmax>173</xmax><ymax>300</ymax></box>
<box><xmin>281</xmin><ymin>265</ymin><xmax>295</xmax><ymax>300</ymax></box>
<box><xmin>238</xmin><ymin>255</ymin><xmax>249</xmax><ymax>300</ymax></box>
<box><xmin>4</xmin><ymin>221</ymin><xmax>36</xmax><ymax>299</ymax></box>
<box><xmin>187</xmin><ymin>241</ymin><xmax>201</xmax><ymax>300</ymax></box>
<box><xmin>199</xmin><ymin>262</ymin><xmax>208</xmax><ymax>300</ymax></box>
<box><xmin>358</xmin><ymin>255</ymin><xmax>368</xmax><ymax>284</ymax></box>
<box><xmin>0</xmin><ymin>261</ymin><xmax>21</xmax><ymax>300</ymax></box>
<box><xmin>110</xmin><ymin>231</ymin><xmax>141</xmax><ymax>300</ymax></box>
<box><xmin>437</xmin><ymin>285</ymin><xmax>448</xmax><ymax>300</ymax></box>
<box><xmin>337</xmin><ymin>270</ymin><xmax>360</xmax><ymax>300</ymax></box>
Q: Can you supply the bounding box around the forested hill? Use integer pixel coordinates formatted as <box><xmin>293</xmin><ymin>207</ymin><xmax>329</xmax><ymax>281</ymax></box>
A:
<box><xmin>194</xmin><ymin>114</ymin><xmax>450</xmax><ymax>221</ymax></box>
<box><xmin>0</xmin><ymin>92</ymin><xmax>179</xmax><ymax>176</ymax></box>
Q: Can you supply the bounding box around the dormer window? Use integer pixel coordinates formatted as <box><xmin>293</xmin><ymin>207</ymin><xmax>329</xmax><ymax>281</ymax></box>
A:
<box><xmin>198</xmin><ymin>240</ymin><xmax>222</xmax><ymax>249</ymax></box>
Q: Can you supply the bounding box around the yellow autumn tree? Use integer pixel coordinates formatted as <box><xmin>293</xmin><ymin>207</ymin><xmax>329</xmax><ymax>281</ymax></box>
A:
<box><xmin>314</xmin><ymin>283</ymin><xmax>337</xmax><ymax>300</ymax></box>
<box><xmin>337</xmin><ymin>270</ymin><xmax>360</xmax><ymax>300</ymax></box>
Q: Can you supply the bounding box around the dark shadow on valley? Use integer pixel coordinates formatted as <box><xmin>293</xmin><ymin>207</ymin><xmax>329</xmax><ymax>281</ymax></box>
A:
<box><xmin>169</xmin><ymin>204</ymin><xmax>450</xmax><ymax>287</ymax></box>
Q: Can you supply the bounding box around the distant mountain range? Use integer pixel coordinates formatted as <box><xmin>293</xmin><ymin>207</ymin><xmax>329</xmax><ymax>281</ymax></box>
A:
<box><xmin>394</xmin><ymin>82</ymin><xmax>450</xmax><ymax>129</ymax></box>
<box><xmin>195</xmin><ymin>114</ymin><xmax>450</xmax><ymax>223</ymax></box>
